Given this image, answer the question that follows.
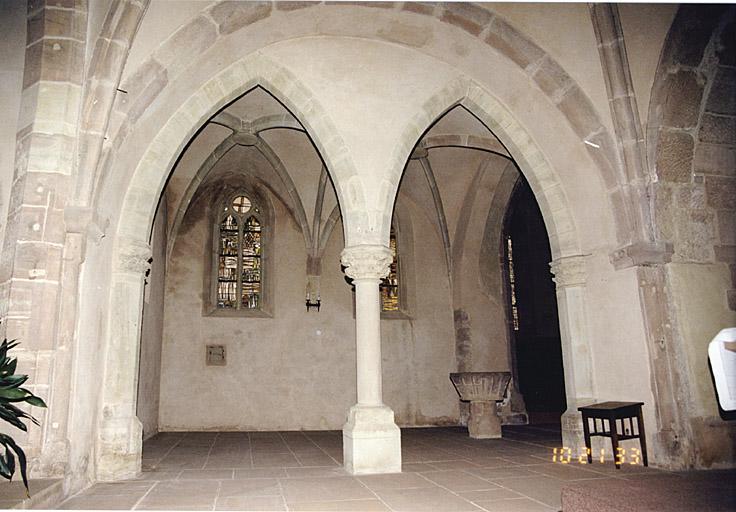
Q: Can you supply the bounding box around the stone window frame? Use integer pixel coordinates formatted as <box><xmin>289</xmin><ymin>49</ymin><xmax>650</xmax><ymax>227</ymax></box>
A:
<box><xmin>204</xmin><ymin>188</ymin><xmax>273</xmax><ymax>318</ymax></box>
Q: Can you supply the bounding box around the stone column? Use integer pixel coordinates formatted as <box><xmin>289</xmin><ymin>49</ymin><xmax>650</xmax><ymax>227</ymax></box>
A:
<box><xmin>549</xmin><ymin>255</ymin><xmax>595</xmax><ymax>455</ymax></box>
<box><xmin>340</xmin><ymin>245</ymin><xmax>401</xmax><ymax>474</ymax></box>
<box><xmin>96</xmin><ymin>238</ymin><xmax>151</xmax><ymax>481</ymax></box>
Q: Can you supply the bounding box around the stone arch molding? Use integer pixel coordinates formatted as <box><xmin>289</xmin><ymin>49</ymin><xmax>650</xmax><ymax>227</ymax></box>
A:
<box><xmin>114</xmin><ymin>53</ymin><xmax>358</xmax><ymax>255</ymax></box>
<box><xmin>388</xmin><ymin>76</ymin><xmax>583</xmax><ymax>259</ymax></box>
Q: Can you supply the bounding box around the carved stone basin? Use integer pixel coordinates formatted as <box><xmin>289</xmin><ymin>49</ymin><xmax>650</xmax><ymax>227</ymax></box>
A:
<box><xmin>450</xmin><ymin>372</ymin><xmax>511</xmax><ymax>439</ymax></box>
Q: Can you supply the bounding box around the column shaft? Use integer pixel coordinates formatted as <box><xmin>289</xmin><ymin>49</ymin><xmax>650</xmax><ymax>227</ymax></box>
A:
<box><xmin>354</xmin><ymin>277</ymin><xmax>383</xmax><ymax>406</ymax></box>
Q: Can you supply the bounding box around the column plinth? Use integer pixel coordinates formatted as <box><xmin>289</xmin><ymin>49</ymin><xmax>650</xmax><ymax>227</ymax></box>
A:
<box><xmin>341</xmin><ymin>245</ymin><xmax>401</xmax><ymax>474</ymax></box>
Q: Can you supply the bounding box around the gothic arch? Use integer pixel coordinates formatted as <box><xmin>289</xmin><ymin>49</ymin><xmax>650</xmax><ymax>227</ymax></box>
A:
<box><xmin>94</xmin><ymin>54</ymin><xmax>355</xmax><ymax>480</ymax></box>
<box><xmin>389</xmin><ymin>77</ymin><xmax>586</xmax><ymax>259</ymax></box>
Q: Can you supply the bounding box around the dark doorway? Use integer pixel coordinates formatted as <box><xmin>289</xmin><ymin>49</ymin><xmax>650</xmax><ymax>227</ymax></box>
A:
<box><xmin>503</xmin><ymin>177</ymin><xmax>566</xmax><ymax>424</ymax></box>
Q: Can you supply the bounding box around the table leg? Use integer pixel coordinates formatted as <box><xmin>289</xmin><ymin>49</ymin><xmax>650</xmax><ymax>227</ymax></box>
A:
<box><xmin>636</xmin><ymin>407</ymin><xmax>648</xmax><ymax>467</ymax></box>
<box><xmin>609</xmin><ymin>414</ymin><xmax>621</xmax><ymax>469</ymax></box>
<box><xmin>581</xmin><ymin>414</ymin><xmax>592</xmax><ymax>464</ymax></box>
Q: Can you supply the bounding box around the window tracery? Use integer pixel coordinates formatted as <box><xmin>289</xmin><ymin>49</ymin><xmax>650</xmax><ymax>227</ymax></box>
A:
<box><xmin>215</xmin><ymin>194</ymin><xmax>263</xmax><ymax>311</ymax></box>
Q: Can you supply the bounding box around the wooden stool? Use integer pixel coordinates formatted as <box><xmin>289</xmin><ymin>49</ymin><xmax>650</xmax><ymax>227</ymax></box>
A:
<box><xmin>578</xmin><ymin>401</ymin><xmax>648</xmax><ymax>468</ymax></box>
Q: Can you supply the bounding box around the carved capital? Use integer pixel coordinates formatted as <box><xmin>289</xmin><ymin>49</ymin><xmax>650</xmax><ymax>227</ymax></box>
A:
<box><xmin>341</xmin><ymin>245</ymin><xmax>392</xmax><ymax>280</ymax></box>
<box><xmin>550</xmin><ymin>255</ymin><xmax>588</xmax><ymax>288</ymax></box>
<box><xmin>116</xmin><ymin>240</ymin><xmax>152</xmax><ymax>275</ymax></box>
<box><xmin>610</xmin><ymin>241</ymin><xmax>674</xmax><ymax>270</ymax></box>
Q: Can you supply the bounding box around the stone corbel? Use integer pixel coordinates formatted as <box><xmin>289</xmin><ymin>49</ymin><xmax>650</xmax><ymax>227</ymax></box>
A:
<box><xmin>115</xmin><ymin>239</ymin><xmax>152</xmax><ymax>276</ymax></box>
<box><xmin>549</xmin><ymin>254</ymin><xmax>589</xmax><ymax>288</ymax></box>
<box><xmin>341</xmin><ymin>245</ymin><xmax>392</xmax><ymax>281</ymax></box>
<box><xmin>610</xmin><ymin>241</ymin><xmax>673</xmax><ymax>270</ymax></box>
<box><xmin>64</xmin><ymin>205</ymin><xmax>108</xmax><ymax>244</ymax></box>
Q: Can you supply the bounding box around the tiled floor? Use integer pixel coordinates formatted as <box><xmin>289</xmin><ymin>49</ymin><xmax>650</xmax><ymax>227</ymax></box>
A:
<box><xmin>59</xmin><ymin>425</ymin><xmax>668</xmax><ymax>511</ymax></box>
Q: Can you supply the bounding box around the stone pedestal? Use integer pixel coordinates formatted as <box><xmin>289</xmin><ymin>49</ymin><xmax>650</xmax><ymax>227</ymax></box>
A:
<box><xmin>468</xmin><ymin>401</ymin><xmax>502</xmax><ymax>439</ymax></box>
<box><xmin>343</xmin><ymin>405</ymin><xmax>402</xmax><ymax>474</ymax></box>
<box><xmin>450</xmin><ymin>372</ymin><xmax>511</xmax><ymax>440</ymax></box>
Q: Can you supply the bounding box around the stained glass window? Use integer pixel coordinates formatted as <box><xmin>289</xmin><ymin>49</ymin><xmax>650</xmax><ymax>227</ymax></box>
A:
<box><xmin>216</xmin><ymin>195</ymin><xmax>263</xmax><ymax>311</ymax></box>
<box><xmin>380</xmin><ymin>227</ymin><xmax>400</xmax><ymax>312</ymax></box>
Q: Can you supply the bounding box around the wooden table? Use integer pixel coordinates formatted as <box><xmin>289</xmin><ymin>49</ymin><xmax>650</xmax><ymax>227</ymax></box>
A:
<box><xmin>578</xmin><ymin>401</ymin><xmax>648</xmax><ymax>468</ymax></box>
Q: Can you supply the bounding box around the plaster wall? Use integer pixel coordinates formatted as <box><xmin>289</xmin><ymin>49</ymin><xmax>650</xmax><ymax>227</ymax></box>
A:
<box><xmin>136</xmin><ymin>202</ymin><xmax>167</xmax><ymax>439</ymax></box>
<box><xmin>0</xmin><ymin>1</ymin><xmax>26</xmax><ymax>247</ymax></box>
<box><xmin>584</xmin><ymin>252</ymin><xmax>659</xmax><ymax>454</ymax></box>
<box><xmin>618</xmin><ymin>4</ymin><xmax>678</xmax><ymax>129</ymax></box>
<box><xmin>158</xmin><ymin>179</ymin><xmax>470</xmax><ymax>430</ymax></box>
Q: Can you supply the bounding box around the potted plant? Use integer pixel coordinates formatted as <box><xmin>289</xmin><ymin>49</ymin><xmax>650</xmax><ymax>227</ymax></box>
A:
<box><xmin>0</xmin><ymin>337</ymin><xmax>47</xmax><ymax>497</ymax></box>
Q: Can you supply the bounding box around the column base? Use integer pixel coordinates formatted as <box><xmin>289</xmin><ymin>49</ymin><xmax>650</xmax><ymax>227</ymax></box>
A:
<box><xmin>96</xmin><ymin>415</ymin><xmax>143</xmax><ymax>481</ymax></box>
<box><xmin>562</xmin><ymin>401</ymin><xmax>594</xmax><ymax>458</ymax></box>
<box><xmin>343</xmin><ymin>405</ymin><xmax>401</xmax><ymax>475</ymax></box>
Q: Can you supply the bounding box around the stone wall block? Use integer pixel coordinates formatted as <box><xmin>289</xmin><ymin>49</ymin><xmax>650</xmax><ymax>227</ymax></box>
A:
<box><xmin>717</xmin><ymin>211</ymin><xmax>736</xmax><ymax>245</ymax></box>
<box><xmin>93</xmin><ymin>40</ymin><xmax>128</xmax><ymax>85</ymax></box>
<box><xmin>693</xmin><ymin>143</ymin><xmax>735</xmax><ymax>177</ymax></box>
<box><xmin>727</xmin><ymin>289</ymin><xmax>736</xmax><ymax>311</ymax></box>
<box><xmin>668</xmin><ymin>6</ymin><xmax>724</xmax><ymax>67</ymax></box>
<box><xmin>705</xmin><ymin>175</ymin><xmax>736</xmax><ymax>210</ymax></box>
<box><xmin>15</xmin><ymin>206</ymin><xmax>46</xmax><ymax>243</ymax></box>
<box><xmin>699</xmin><ymin>114</ymin><xmax>736</xmax><ymax>145</ymax></box>
<box><xmin>716</xmin><ymin>20</ymin><xmax>735</xmax><ymax>65</ymax></box>
<box><xmin>324</xmin><ymin>1</ymin><xmax>396</xmax><ymax>8</ymax></box>
<box><xmin>402</xmin><ymin>2</ymin><xmax>435</xmax><ymax>16</ymax></box>
<box><xmin>531</xmin><ymin>55</ymin><xmax>574</xmax><ymax>101</ymax></box>
<box><xmin>22</xmin><ymin>42</ymin><xmax>43</xmax><ymax>89</ymax></box>
<box><xmin>41</xmin><ymin>208</ymin><xmax>66</xmax><ymax>245</ymax></box>
<box><xmin>35</xmin><ymin>82</ymin><xmax>81</xmax><ymax>137</ymax></box>
<box><xmin>37</xmin><ymin>39</ymin><xmax>85</xmax><ymax>85</ymax></box>
<box><xmin>28</xmin><ymin>281</ymin><xmax>59</xmax><ymax>350</ymax></box>
<box><xmin>484</xmin><ymin>16</ymin><xmax>544</xmax><ymax>70</ymax></box>
<box><xmin>109</xmin><ymin>0</ymin><xmax>146</xmax><ymax>44</ymax></box>
<box><xmin>656</xmin><ymin>131</ymin><xmax>694</xmax><ymax>183</ymax></box>
<box><xmin>439</xmin><ymin>3</ymin><xmax>492</xmax><ymax>36</ymax></box>
<box><xmin>706</xmin><ymin>67</ymin><xmax>736</xmax><ymax>116</ymax></box>
<box><xmin>4</xmin><ymin>318</ymin><xmax>30</xmax><ymax>346</ymax></box>
<box><xmin>556</xmin><ymin>85</ymin><xmax>603</xmax><ymax>139</ymax></box>
<box><xmin>124</xmin><ymin>69</ymin><xmax>169</xmax><ymax>124</ymax></box>
<box><xmin>26</xmin><ymin>133</ymin><xmax>75</xmax><ymax>175</ymax></box>
<box><xmin>152</xmin><ymin>16</ymin><xmax>217</xmax><ymax>79</ymax></box>
<box><xmin>209</xmin><ymin>1</ymin><xmax>272</xmax><ymax>35</ymax></box>
<box><xmin>12</xmin><ymin>243</ymin><xmax>63</xmax><ymax>283</ymax></box>
<box><xmin>714</xmin><ymin>245</ymin><xmax>736</xmax><ymax>263</ymax></box>
<box><xmin>662</xmin><ymin>70</ymin><xmax>704</xmax><ymax>129</ymax></box>
<box><xmin>276</xmin><ymin>1</ymin><xmax>313</xmax><ymax>11</ymax></box>
<box><xmin>7</xmin><ymin>281</ymin><xmax>33</xmax><ymax>315</ymax></box>
<box><xmin>654</xmin><ymin>185</ymin><xmax>675</xmax><ymax>241</ymax></box>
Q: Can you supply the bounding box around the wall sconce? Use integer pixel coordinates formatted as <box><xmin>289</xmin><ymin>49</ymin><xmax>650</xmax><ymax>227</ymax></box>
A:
<box><xmin>306</xmin><ymin>292</ymin><xmax>321</xmax><ymax>312</ymax></box>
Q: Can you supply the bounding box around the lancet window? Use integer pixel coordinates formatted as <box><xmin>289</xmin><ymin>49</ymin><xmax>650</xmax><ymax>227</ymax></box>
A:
<box><xmin>216</xmin><ymin>194</ymin><xmax>263</xmax><ymax>311</ymax></box>
<box><xmin>380</xmin><ymin>227</ymin><xmax>400</xmax><ymax>312</ymax></box>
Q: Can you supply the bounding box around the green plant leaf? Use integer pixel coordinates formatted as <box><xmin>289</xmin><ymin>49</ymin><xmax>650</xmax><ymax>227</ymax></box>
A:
<box><xmin>0</xmin><ymin>388</ymin><xmax>29</xmax><ymax>400</ymax></box>
<box><xmin>25</xmin><ymin>396</ymin><xmax>46</xmax><ymax>408</ymax></box>
<box><xmin>0</xmin><ymin>407</ymin><xmax>28</xmax><ymax>431</ymax></box>
<box><xmin>0</xmin><ymin>433</ymin><xmax>29</xmax><ymax>496</ymax></box>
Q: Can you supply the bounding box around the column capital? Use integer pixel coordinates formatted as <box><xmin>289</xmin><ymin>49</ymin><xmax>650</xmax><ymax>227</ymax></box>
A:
<box><xmin>341</xmin><ymin>245</ymin><xmax>392</xmax><ymax>280</ymax></box>
<box><xmin>550</xmin><ymin>255</ymin><xmax>588</xmax><ymax>288</ymax></box>
<box><xmin>115</xmin><ymin>239</ymin><xmax>152</xmax><ymax>275</ymax></box>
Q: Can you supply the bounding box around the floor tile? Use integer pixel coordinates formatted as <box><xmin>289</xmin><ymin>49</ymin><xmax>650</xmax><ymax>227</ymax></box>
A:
<box><xmin>422</xmin><ymin>470</ymin><xmax>502</xmax><ymax>492</ymax></box>
<box><xmin>475</xmin><ymin>497</ymin><xmax>555</xmax><ymax>511</ymax></box>
<box><xmin>458</xmin><ymin>488</ymin><xmax>526</xmax><ymax>502</ymax></box>
<box><xmin>178</xmin><ymin>468</ymin><xmax>234</xmax><ymax>480</ymax></box>
<box><xmin>215</xmin><ymin>495</ymin><xmax>286</xmax><ymax>511</ymax></box>
<box><xmin>495</xmin><ymin>475</ymin><xmax>565</xmax><ymax>508</ymax></box>
<box><xmin>280</xmin><ymin>476</ymin><xmax>374</xmax><ymax>503</ymax></box>
<box><xmin>375</xmin><ymin>486</ymin><xmax>482</xmax><ymax>512</ymax></box>
<box><xmin>288</xmin><ymin>499</ymin><xmax>391</xmax><ymax>511</ymax></box>
<box><xmin>358</xmin><ymin>472</ymin><xmax>435</xmax><ymax>490</ymax></box>
<box><xmin>218</xmin><ymin>478</ymin><xmax>281</xmax><ymax>497</ymax></box>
